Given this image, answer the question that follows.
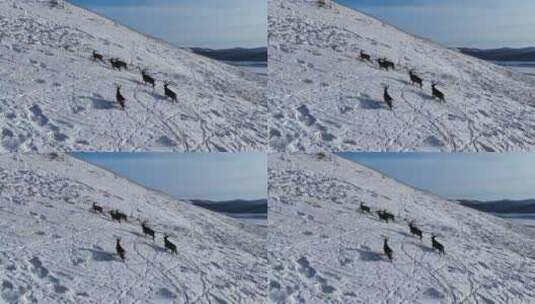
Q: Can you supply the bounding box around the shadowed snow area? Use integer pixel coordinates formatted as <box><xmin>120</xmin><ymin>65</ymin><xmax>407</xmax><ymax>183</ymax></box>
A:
<box><xmin>268</xmin><ymin>0</ymin><xmax>535</xmax><ymax>152</ymax></box>
<box><xmin>0</xmin><ymin>0</ymin><xmax>267</xmax><ymax>152</ymax></box>
<box><xmin>0</xmin><ymin>154</ymin><xmax>267</xmax><ymax>303</ymax></box>
<box><xmin>268</xmin><ymin>153</ymin><xmax>535</xmax><ymax>303</ymax></box>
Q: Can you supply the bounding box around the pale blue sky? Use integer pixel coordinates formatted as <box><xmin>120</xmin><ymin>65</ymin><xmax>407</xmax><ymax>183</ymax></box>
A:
<box><xmin>337</xmin><ymin>0</ymin><xmax>535</xmax><ymax>48</ymax></box>
<box><xmin>72</xmin><ymin>153</ymin><xmax>267</xmax><ymax>201</ymax></box>
<box><xmin>338</xmin><ymin>153</ymin><xmax>535</xmax><ymax>201</ymax></box>
<box><xmin>70</xmin><ymin>0</ymin><xmax>266</xmax><ymax>49</ymax></box>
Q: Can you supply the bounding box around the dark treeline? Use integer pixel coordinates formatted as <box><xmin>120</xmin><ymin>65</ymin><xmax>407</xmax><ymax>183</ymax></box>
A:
<box><xmin>460</xmin><ymin>199</ymin><xmax>535</xmax><ymax>214</ymax></box>
<box><xmin>458</xmin><ymin>47</ymin><xmax>535</xmax><ymax>62</ymax></box>
<box><xmin>191</xmin><ymin>199</ymin><xmax>267</xmax><ymax>214</ymax></box>
<box><xmin>190</xmin><ymin>47</ymin><xmax>267</xmax><ymax>62</ymax></box>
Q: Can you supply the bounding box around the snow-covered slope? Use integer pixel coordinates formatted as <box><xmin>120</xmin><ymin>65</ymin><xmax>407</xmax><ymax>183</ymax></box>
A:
<box><xmin>0</xmin><ymin>0</ymin><xmax>266</xmax><ymax>152</ymax></box>
<box><xmin>0</xmin><ymin>154</ymin><xmax>267</xmax><ymax>303</ymax></box>
<box><xmin>268</xmin><ymin>153</ymin><xmax>535</xmax><ymax>303</ymax></box>
<box><xmin>268</xmin><ymin>0</ymin><xmax>535</xmax><ymax>152</ymax></box>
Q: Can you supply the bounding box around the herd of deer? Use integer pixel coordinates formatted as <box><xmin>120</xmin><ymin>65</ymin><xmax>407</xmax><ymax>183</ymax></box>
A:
<box><xmin>359</xmin><ymin>202</ymin><xmax>446</xmax><ymax>261</ymax></box>
<box><xmin>92</xmin><ymin>50</ymin><xmax>177</xmax><ymax>111</ymax></box>
<box><xmin>92</xmin><ymin>202</ymin><xmax>178</xmax><ymax>262</ymax></box>
<box><xmin>359</xmin><ymin>50</ymin><xmax>446</xmax><ymax>110</ymax></box>
<box><xmin>316</xmin><ymin>0</ymin><xmax>447</xmax><ymax>110</ymax></box>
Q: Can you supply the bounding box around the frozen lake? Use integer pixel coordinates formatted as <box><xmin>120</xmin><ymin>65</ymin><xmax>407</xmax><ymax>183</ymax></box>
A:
<box><xmin>495</xmin><ymin>213</ymin><xmax>535</xmax><ymax>230</ymax></box>
<box><xmin>226</xmin><ymin>61</ymin><xmax>267</xmax><ymax>77</ymax></box>
<box><xmin>495</xmin><ymin>61</ymin><xmax>535</xmax><ymax>76</ymax></box>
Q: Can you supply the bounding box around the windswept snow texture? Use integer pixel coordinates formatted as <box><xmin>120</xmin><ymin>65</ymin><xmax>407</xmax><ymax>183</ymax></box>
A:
<box><xmin>268</xmin><ymin>0</ymin><xmax>535</xmax><ymax>152</ymax></box>
<box><xmin>269</xmin><ymin>153</ymin><xmax>535</xmax><ymax>303</ymax></box>
<box><xmin>0</xmin><ymin>0</ymin><xmax>266</xmax><ymax>152</ymax></box>
<box><xmin>0</xmin><ymin>154</ymin><xmax>267</xmax><ymax>303</ymax></box>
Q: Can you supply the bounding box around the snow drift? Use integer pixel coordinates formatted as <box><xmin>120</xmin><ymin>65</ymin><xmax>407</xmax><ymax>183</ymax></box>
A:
<box><xmin>0</xmin><ymin>154</ymin><xmax>267</xmax><ymax>303</ymax></box>
<box><xmin>268</xmin><ymin>0</ymin><xmax>535</xmax><ymax>152</ymax></box>
<box><xmin>268</xmin><ymin>153</ymin><xmax>535</xmax><ymax>303</ymax></box>
<box><xmin>0</xmin><ymin>0</ymin><xmax>267</xmax><ymax>152</ymax></box>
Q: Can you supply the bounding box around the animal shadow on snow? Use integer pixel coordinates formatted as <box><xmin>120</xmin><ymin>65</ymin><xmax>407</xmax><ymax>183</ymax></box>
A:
<box><xmin>387</xmin><ymin>77</ymin><xmax>410</xmax><ymax>86</ymax></box>
<box><xmin>127</xmin><ymin>230</ymin><xmax>146</xmax><ymax>238</ymax></box>
<box><xmin>397</xmin><ymin>231</ymin><xmax>413</xmax><ymax>238</ymax></box>
<box><xmin>413</xmin><ymin>90</ymin><xmax>434</xmax><ymax>101</ymax></box>
<box><xmin>145</xmin><ymin>242</ymin><xmax>167</xmax><ymax>253</ymax></box>
<box><xmin>146</xmin><ymin>91</ymin><xmax>168</xmax><ymax>101</ymax></box>
<box><xmin>157</xmin><ymin>288</ymin><xmax>177</xmax><ymax>299</ymax></box>
<box><xmin>116</xmin><ymin>76</ymin><xmax>141</xmax><ymax>85</ymax></box>
<box><xmin>397</xmin><ymin>232</ymin><xmax>435</xmax><ymax>252</ymax></box>
<box><xmin>414</xmin><ymin>243</ymin><xmax>435</xmax><ymax>253</ymax></box>
<box><xmin>114</xmin><ymin>77</ymin><xmax>167</xmax><ymax>101</ymax></box>
<box><xmin>347</xmin><ymin>246</ymin><xmax>384</xmax><ymax>262</ymax></box>
<box><xmin>80</xmin><ymin>247</ymin><xmax>116</xmax><ymax>262</ymax></box>
<box><xmin>358</xmin><ymin>96</ymin><xmax>388</xmax><ymax>110</ymax></box>
<box><xmin>83</xmin><ymin>95</ymin><xmax>120</xmax><ymax>110</ymax></box>
<box><xmin>122</xmin><ymin>230</ymin><xmax>167</xmax><ymax>252</ymax></box>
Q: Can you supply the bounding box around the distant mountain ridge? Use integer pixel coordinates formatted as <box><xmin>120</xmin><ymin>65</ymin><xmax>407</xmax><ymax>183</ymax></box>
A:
<box><xmin>459</xmin><ymin>199</ymin><xmax>535</xmax><ymax>214</ymax></box>
<box><xmin>190</xmin><ymin>47</ymin><xmax>267</xmax><ymax>62</ymax></box>
<box><xmin>190</xmin><ymin>199</ymin><xmax>267</xmax><ymax>215</ymax></box>
<box><xmin>458</xmin><ymin>47</ymin><xmax>535</xmax><ymax>61</ymax></box>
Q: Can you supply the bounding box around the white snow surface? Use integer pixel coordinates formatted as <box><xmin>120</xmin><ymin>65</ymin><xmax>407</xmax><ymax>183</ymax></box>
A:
<box><xmin>0</xmin><ymin>0</ymin><xmax>267</xmax><ymax>152</ymax></box>
<box><xmin>268</xmin><ymin>0</ymin><xmax>535</xmax><ymax>152</ymax></box>
<box><xmin>0</xmin><ymin>153</ymin><xmax>267</xmax><ymax>303</ymax></box>
<box><xmin>268</xmin><ymin>153</ymin><xmax>535</xmax><ymax>303</ymax></box>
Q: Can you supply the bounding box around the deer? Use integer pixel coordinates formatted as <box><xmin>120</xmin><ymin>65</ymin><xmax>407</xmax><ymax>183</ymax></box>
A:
<box><xmin>116</xmin><ymin>238</ymin><xmax>126</xmax><ymax>261</ymax></box>
<box><xmin>140</xmin><ymin>68</ymin><xmax>156</xmax><ymax>88</ymax></box>
<box><xmin>409</xmin><ymin>70</ymin><xmax>423</xmax><ymax>88</ymax></box>
<box><xmin>383</xmin><ymin>237</ymin><xmax>393</xmax><ymax>261</ymax></box>
<box><xmin>92</xmin><ymin>50</ymin><xmax>104</xmax><ymax>62</ymax></box>
<box><xmin>377</xmin><ymin>210</ymin><xmax>390</xmax><ymax>222</ymax></box>
<box><xmin>360</xmin><ymin>50</ymin><xmax>371</xmax><ymax>62</ymax></box>
<box><xmin>92</xmin><ymin>202</ymin><xmax>103</xmax><ymax>214</ymax></box>
<box><xmin>377</xmin><ymin>210</ymin><xmax>395</xmax><ymax>222</ymax></box>
<box><xmin>116</xmin><ymin>85</ymin><xmax>125</xmax><ymax>110</ymax></box>
<box><xmin>431</xmin><ymin>235</ymin><xmax>445</xmax><ymax>255</ymax></box>
<box><xmin>109</xmin><ymin>58</ymin><xmax>122</xmax><ymax>70</ymax></box>
<box><xmin>384</xmin><ymin>59</ymin><xmax>395</xmax><ymax>70</ymax></box>
<box><xmin>108</xmin><ymin>210</ymin><xmax>121</xmax><ymax>223</ymax></box>
<box><xmin>109</xmin><ymin>209</ymin><xmax>127</xmax><ymax>223</ymax></box>
<box><xmin>377</xmin><ymin>58</ymin><xmax>390</xmax><ymax>70</ymax></box>
<box><xmin>360</xmin><ymin>202</ymin><xmax>371</xmax><ymax>214</ymax></box>
<box><xmin>115</xmin><ymin>58</ymin><xmax>128</xmax><ymax>70</ymax></box>
<box><xmin>383</xmin><ymin>210</ymin><xmax>395</xmax><ymax>222</ymax></box>
<box><xmin>408</xmin><ymin>221</ymin><xmax>423</xmax><ymax>240</ymax></box>
<box><xmin>431</xmin><ymin>83</ymin><xmax>445</xmax><ymax>102</ymax></box>
<box><xmin>116</xmin><ymin>211</ymin><xmax>128</xmax><ymax>223</ymax></box>
<box><xmin>164</xmin><ymin>235</ymin><xmax>177</xmax><ymax>255</ymax></box>
<box><xmin>141</xmin><ymin>221</ymin><xmax>156</xmax><ymax>240</ymax></box>
<box><xmin>164</xmin><ymin>82</ymin><xmax>177</xmax><ymax>102</ymax></box>
<box><xmin>383</xmin><ymin>86</ymin><xmax>393</xmax><ymax>110</ymax></box>
<box><xmin>109</xmin><ymin>209</ymin><xmax>122</xmax><ymax>223</ymax></box>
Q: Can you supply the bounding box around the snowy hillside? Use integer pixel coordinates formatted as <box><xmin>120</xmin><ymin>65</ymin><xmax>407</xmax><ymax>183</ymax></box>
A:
<box><xmin>268</xmin><ymin>153</ymin><xmax>535</xmax><ymax>303</ymax></box>
<box><xmin>0</xmin><ymin>154</ymin><xmax>267</xmax><ymax>303</ymax></box>
<box><xmin>0</xmin><ymin>0</ymin><xmax>266</xmax><ymax>152</ymax></box>
<box><xmin>268</xmin><ymin>0</ymin><xmax>535</xmax><ymax>152</ymax></box>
